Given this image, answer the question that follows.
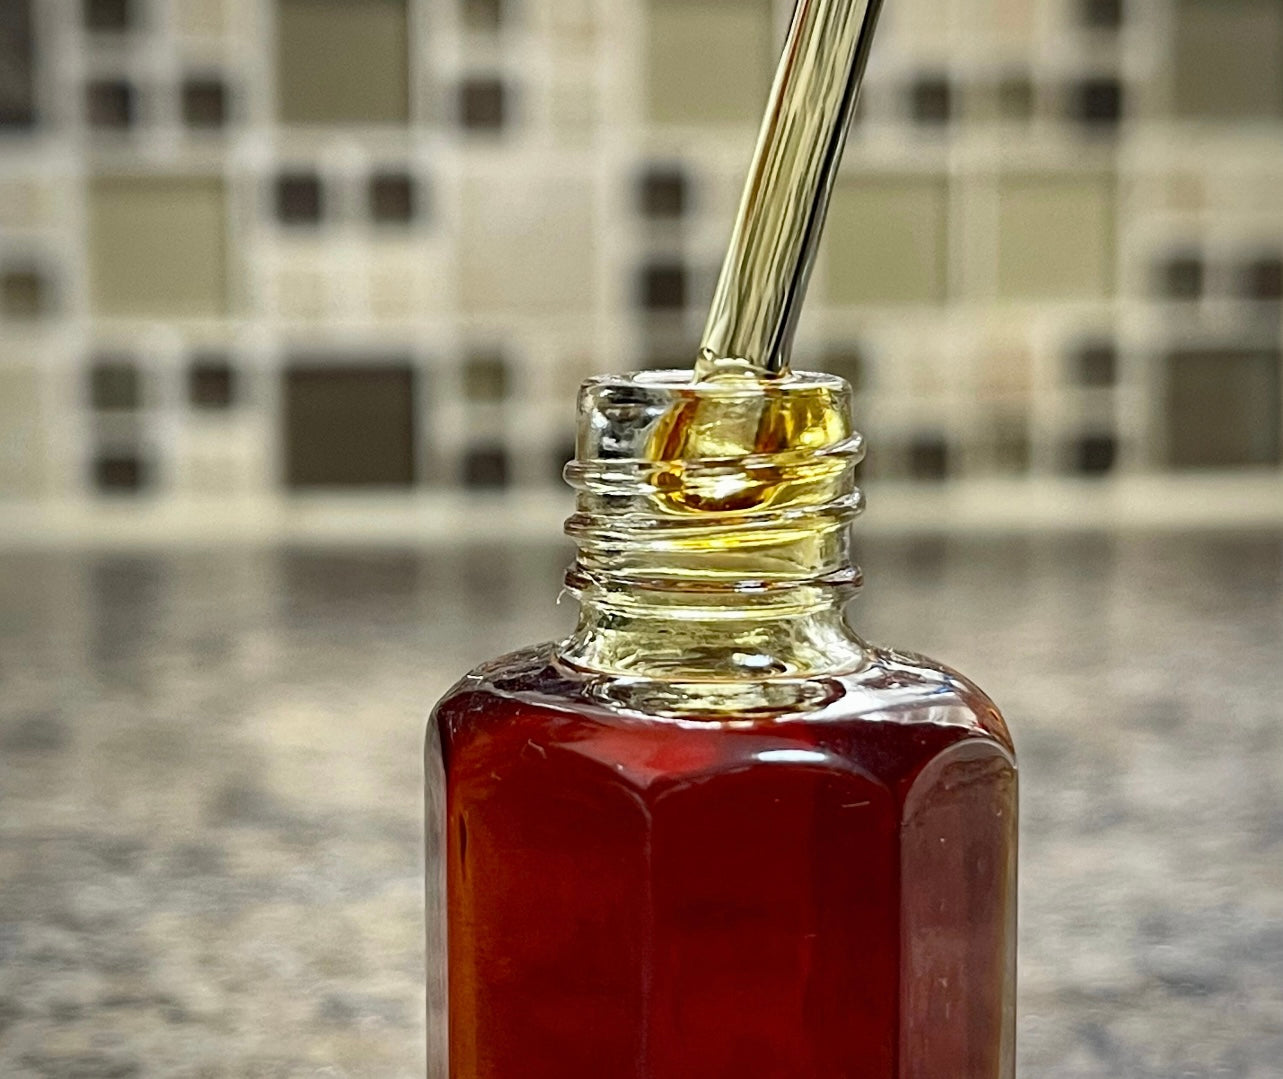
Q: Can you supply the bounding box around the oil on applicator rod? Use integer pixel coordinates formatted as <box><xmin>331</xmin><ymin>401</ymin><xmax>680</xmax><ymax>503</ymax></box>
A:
<box><xmin>699</xmin><ymin>0</ymin><xmax>886</xmax><ymax>379</ymax></box>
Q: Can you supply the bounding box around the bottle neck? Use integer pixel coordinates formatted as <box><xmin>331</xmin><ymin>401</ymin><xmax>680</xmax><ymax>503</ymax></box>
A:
<box><xmin>557</xmin><ymin>369</ymin><xmax>867</xmax><ymax>682</ymax></box>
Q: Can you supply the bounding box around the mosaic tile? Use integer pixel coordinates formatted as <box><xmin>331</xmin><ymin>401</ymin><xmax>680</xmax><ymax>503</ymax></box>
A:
<box><xmin>1073</xmin><ymin>434</ymin><xmax>1118</xmax><ymax>475</ymax></box>
<box><xmin>182</xmin><ymin>78</ymin><xmax>229</xmax><ymax>129</ymax></box>
<box><xmin>462</xmin><ymin>352</ymin><xmax>509</xmax><ymax>402</ymax></box>
<box><xmin>826</xmin><ymin>176</ymin><xmax>949</xmax><ymax>305</ymax></box>
<box><xmin>276</xmin><ymin>173</ymin><xmax>323</xmax><ymax>226</ymax></box>
<box><xmin>88</xmin><ymin>177</ymin><xmax>228</xmax><ymax>318</ymax></box>
<box><xmin>462</xmin><ymin>445</ymin><xmax>509</xmax><ymax>489</ymax></box>
<box><xmin>0</xmin><ymin>366</ymin><xmax>46</xmax><ymax>496</ymax></box>
<box><xmin>997</xmin><ymin>175</ymin><xmax>1115</xmax><ymax>299</ymax></box>
<box><xmin>0</xmin><ymin>1</ymin><xmax>35</xmax><ymax>129</ymax></box>
<box><xmin>1240</xmin><ymin>256</ymin><xmax>1283</xmax><ymax>302</ymax></box>
<box><xmin>639</xmin><ymin>167</ymin><xmax>688</xmax><ymax>220</ymax></box>
<box><xmin>93</xmin><ymin>452</ymin><xmax>148</xmax><ymax>493</ymax></box>
<box><xmin>83</xmin><ymin>0</ymin><xmax>132</xmax><ymax>32</ymax></box>
<box><xmin>458</xmin><ymin>173</ymin><xmax>596</xmax><ymax>316</ymax></box>
<box><xmin>459</xmin><ymin>78</ymin><xmax>508</xmax><ymax>132</ymax></box>
<box><xmin>1075</xmin><ymin>340</ymin><xmax>1118</xmax><ymax>387</ymax></box>
<box><xmin>189</xmin><ymin>357</ymin><xmax>235</xmax><ymax>409</ymax></box>
<box><xmin>283</xmin><ymin>363</ymin><xmax>417</xmax><ymax>488</ymax></box>
<box><xmin>646</xmin><ymin>0</ymin><xmax>774</xmax><ymax>125</ymax></box>
<box><xmin>1173</xmin><ymin>0</ymin><xmax>1283</xmax><ymax>120</ymax></box>
<box><xmin>90</xmin><ymin>359</ymin><xmax>141</xmax><ymax>410</ymax></box>
<box><xmin>0</xmin><ymin>266</ymin><xmax>51</xmax><ymax>319</ymax></box>
<box><xmin>369</xmin><ymin>173</ymin><xmax>417</xmax><ymax>224</ymax></box>
<box><xmin>86</xmin><ymin>79</ymin><xmax>136</xmax><ymax>130</ymax></box>
<box><xmin>1166</xmin><ymin>349</ymin><xmax>1281</xmax><ymax>469</ymax></box>
<box><xmin>176</xmin><ymin>0</ymin><xmax>228</xmax><ymax>37</ymax></box>
<box><xmin>276</xmin><ymin>0</ymin><xmax>410</xmax><ymax>125</ymax></box>
<box><xmin>1159</xmin><ymin>253</ymin><xmax>1204</xmax><ymax>301</ymax></box>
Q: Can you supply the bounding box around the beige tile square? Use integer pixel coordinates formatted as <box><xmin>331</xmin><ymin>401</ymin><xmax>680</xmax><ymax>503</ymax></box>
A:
<box><xmin>275</xmin><ymin>262</ymin><xmax>328</xmax><ymax>320</ymax></box>
<box><xmin>1173</xmin><ymin>0</ymin><xmax>1283</xmax><ymax>120</ymax></box>
<box><xmin>826</xmin><ymin>176</ymin><xmax>949</xmax><ymax>305</ymax></box>
<box><xmin>177</xmin><ymin>0</ymin><xmax>227</xmax><ymax>36</ymax></box>
<box><xmin>997</xmin><ymin>175</ymin><xmax>1115</xmax><ymax>299</ymax></box>
<box><xmin>0</xmin><ymin>367</ymin><xmax>46</xmax><ymax>497</ymax></box>
<box><xmin>646</xmin><ymin>0</ymin><xmax>774</xmax><ymax>124</ymax></box>
<box><xmin>88</xmin><ymin>176</ymin><xmax>229</xmax><ymax>318</ymax></box>
<box><xmin>458</xmin><ymin>174</ymin><xmax>597</xmax><ymax>316</ymax></box>
<box><xmin>0</xmin><ymin>179</ymin><xmax>52</xmax><ymax>228</ymax></box>
<box><xmin>368</xmin><ymin>240</ymin><xmax>432</xmax><ymax>321</ymax></box>
<box><xmin>276</xmin><ymin>0</ymin><xmax>410</xmax><ymax>125</ymax></box>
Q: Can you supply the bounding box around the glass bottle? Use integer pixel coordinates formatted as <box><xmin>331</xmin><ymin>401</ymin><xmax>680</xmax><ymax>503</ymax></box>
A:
<box><xmin>426</xmin><ymin>369</ymin><xmax>1017</xmax><ymax>1078</ymax></box>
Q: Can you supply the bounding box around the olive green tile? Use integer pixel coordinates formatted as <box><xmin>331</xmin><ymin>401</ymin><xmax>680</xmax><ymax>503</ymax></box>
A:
<box><xmin>1166</xmin><ymin>349</ymin><xmax>1281</xmax><ymax>468</ymax></box>
<box><xmin>276</xmin><ymin>0</ymin><xmax>409</xmax><ymax>125</ymax></box>
<box><xmin>997</xmin><ymin>175</ymin><xmax>1114</xmax><ymax>299</ymax></box>
<box><xmin>1173</xmin><ymin>0</ymin><xmax>1283</xmax><ymax>120</ymax></box>
<box><xmin>646</xmin><ymin>0</ymin><xmax>774</xmax><ymax>125</ymax></box>
<box><xmin>283</xmin><ymin>363</ymin><xmax>417</xmax><ymax>488</ymax></box>
<box><xmin>0</xmin><ymin>367</ymin><xmax>46</xmax><ymax>496</ymax></box>
<box><xmin>826</xmin><ymin>176</ymin><xmax>949</xmax><ymax>305</ymax></box>
<box><xmin>88</xmin><ymin>176</ymin><xmax>228</xmax><ymax>318</ymax></box>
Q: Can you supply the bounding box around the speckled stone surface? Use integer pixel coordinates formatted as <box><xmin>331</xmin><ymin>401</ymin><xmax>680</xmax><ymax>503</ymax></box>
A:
<box><xmin>2</xmin><ymin>534</ymin><xmax>1281</xmax><ymax>1077</ymax></box>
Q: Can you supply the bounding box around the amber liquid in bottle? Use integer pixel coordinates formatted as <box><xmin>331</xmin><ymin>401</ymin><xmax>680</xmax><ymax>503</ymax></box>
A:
<box><xmin>427</xmin><ymin>372</ymin><xmax>1017</xmax><ymax>1078</ymax></box>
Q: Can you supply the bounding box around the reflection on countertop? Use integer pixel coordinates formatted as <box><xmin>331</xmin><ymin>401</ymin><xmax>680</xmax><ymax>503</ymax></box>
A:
<box><xmin>2</xmin><ymin>533</ymin><xmax>1282</xmax><ymax>1077</ymax></box>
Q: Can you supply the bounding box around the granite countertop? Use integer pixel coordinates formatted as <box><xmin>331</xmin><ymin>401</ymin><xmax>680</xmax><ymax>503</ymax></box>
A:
<box><xmin>2</xmin><ymin>533</ymin><xmax>1281</xmax><ymax>1077</ymax></box>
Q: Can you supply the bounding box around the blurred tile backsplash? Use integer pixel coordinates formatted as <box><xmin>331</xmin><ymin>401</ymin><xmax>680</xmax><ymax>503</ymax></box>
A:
<box><xmin>1</xmin><ymin>0</ymin><xmax>1282</xmax><ymax>541</ymax></box>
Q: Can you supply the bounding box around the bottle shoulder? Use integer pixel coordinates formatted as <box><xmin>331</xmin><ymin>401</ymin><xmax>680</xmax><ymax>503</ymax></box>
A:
<box><xmin>433</xmin><ymin>639</ymin><xmax>1012</xmax><ymax>756</ymax></box>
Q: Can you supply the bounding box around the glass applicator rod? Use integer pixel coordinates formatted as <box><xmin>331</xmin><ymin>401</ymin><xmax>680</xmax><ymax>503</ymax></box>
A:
<box><xmin>698</xmin><ymin>0</ymin><xmax>886</xmax><ymax>379</ymax></box>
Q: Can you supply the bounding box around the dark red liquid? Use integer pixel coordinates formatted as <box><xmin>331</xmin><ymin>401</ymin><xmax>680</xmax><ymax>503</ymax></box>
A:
<box><xmin>430</xmin><ymin>646</ymin><xmax>1016</xmax><ymax>1079</ymax></box>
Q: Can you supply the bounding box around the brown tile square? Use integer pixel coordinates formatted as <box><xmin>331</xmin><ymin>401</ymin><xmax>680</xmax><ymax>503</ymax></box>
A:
<box><xmin>640</xmin><ymin>167</ymin><xmax>688</xmax><ymax>219</ymax></box>
<box><xmin>84</xmin><ymin>0</ymin><xmax>132</xmax><ymax>32</ymax></box>
<box><xmin>283</xmin><ymin>363</ymin><xmax>417</xmax><ymax>488</ymax></box>
<box><xmin>1082</xmin><ymin>0</ymin><xmax>1123</xmax><ymax>29</ymax></box>
<box><xmin>1075</xmin><ymin>341</ymin><xmax>1117</xmax><ymax>386</ymax></box>
<box><xmin>911</xmin><ymin>76</ymin><xmax>952</xmax><ymax>124</ymax></box>
<box><xmin>1159</xmin><ymin>254</ymin><xmax>1204</xmax><ymax>300</ymax></box>
<box><xmin>460</xmin><ymin>78</ymin><xmax>507</xmax><ymax>130</ymax></box>
<box><xmin>1073</xmin><ymin>434</ymin><xmax>1117</xmax><ymax>475</ymax></box>
<box><xmin>640</xmin><ymin>263</ymin><xmax>687</xmax><ymax>310</ymax></box>
<box><xmin>189</xmin><ymin>356</ymin><xmax>235</xmax><ymax>408</ymax></box>
<box><xmin>1241</xmin><ymin>256</ymin><xmax>1283</xmax><ymax>301</ymax></box>
<box><xmin>1</xmin><ymin>267</ymin><xmax>50</xmax><ymax>318</ymax></box>
<box><xmin>1073</xmin><ymin>77</ymin><xmax>1123</xmax><ymax>127</ymax></box>
<box><xmin>90</xmin><ymin>359</ymin><xmax>141</xmax><ymax>410</ymax></box>
<box><xmin>0</xmin><ymin>1</ymin><xmax>35</xmax><ymax>129</ymax></box>
<box><xmin>909</xmin><ymin>436</ymin><xmax>950</xmax><ymax>481</ymax></box>
<box><xmin>462</xmin><ymin>445</ymin><xmax>509</xmax><ymax>488</ymax></box>
<box><xmin>369</xmin><ymin>172</ymin><xmax>417</xmax><ymax>223</ymax></box>
<box><xmin>182</xmin><ymin>78</ymin><xmax>229</xmax><ymax>128</ymax></box>
<box><xmin>276</xmin><ymin>173</ymin><xmax>323</xmax><ymax>225</ymax></box>
<box><xmin>1166</xmin><ymin>348</ymin><xmax>1281</xmax><ymax>468</ymax></box>
<box><xmin>94</xmin><ymin>453</ymin><xmax>147</xmax><ymax>493</ymax></box>
<box><xmin>463</xmin><ymin>352</ymin><xmax>509</xmax><ymax>402</ymax></box>
<box><xmin>87</xmin><ymin>79</ymin><xmax>136</xmax><ymax>129</ymax></box>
